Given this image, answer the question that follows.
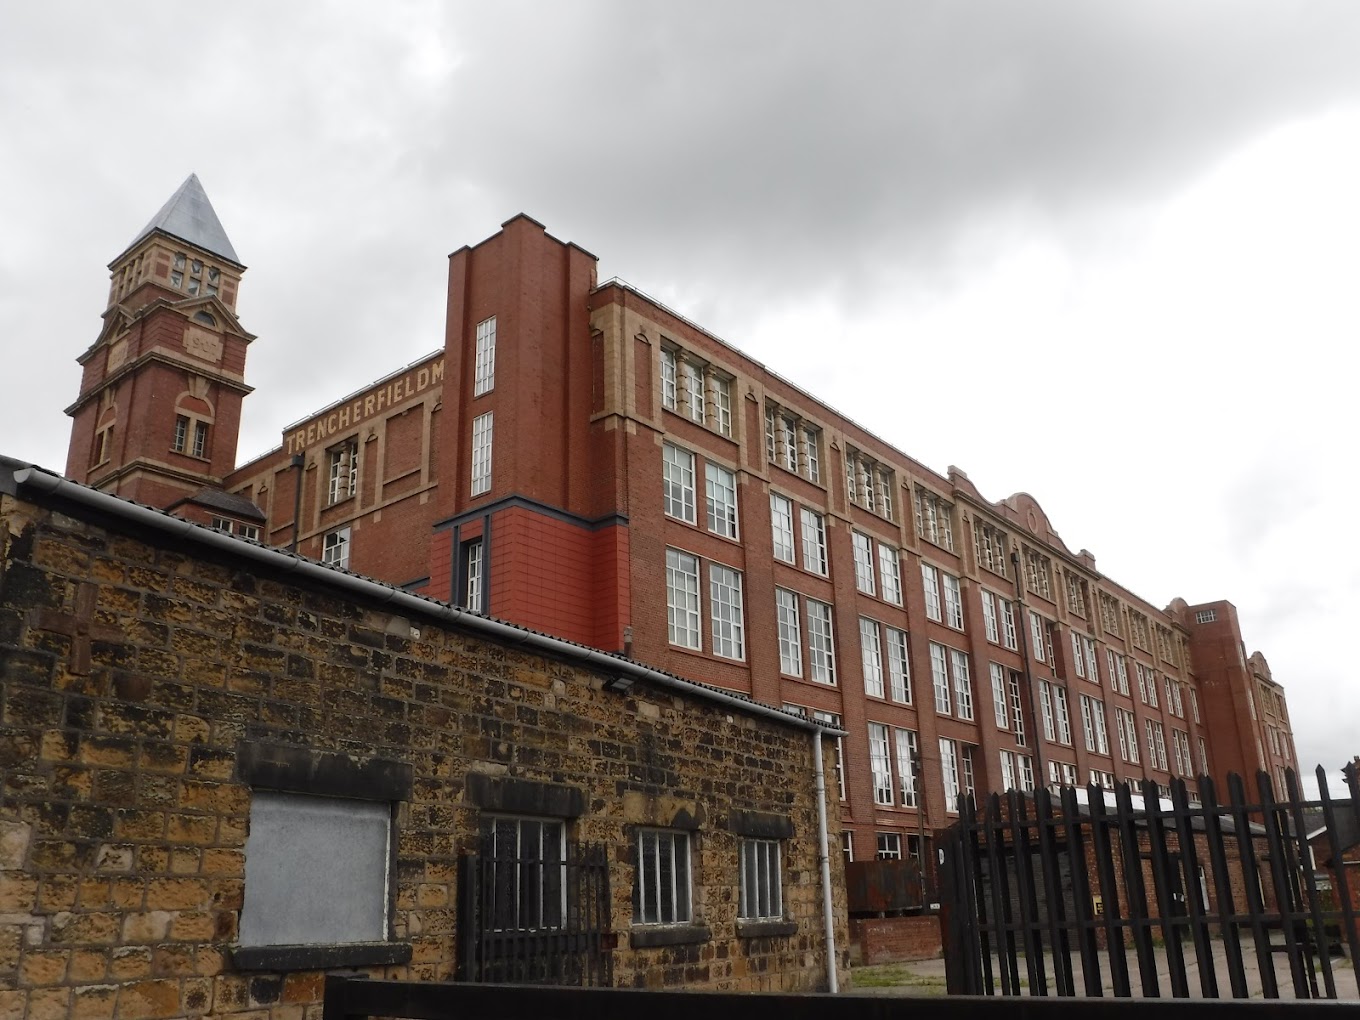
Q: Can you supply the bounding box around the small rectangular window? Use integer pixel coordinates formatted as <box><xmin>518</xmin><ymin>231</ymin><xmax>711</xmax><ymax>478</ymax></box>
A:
<box><xmin>661</xmin><ymin>348</ymin><xmax>678</xmax><ymax>410</ymax></box>
<box><xmin>323</xmin><ymin>527</ymin><xmax>351</xmax><ymax>570</ymax></box>
<box><xmin>462</xmin><ymin>538</ymin><xmax>483</xmax><ymax>611</ymax></box>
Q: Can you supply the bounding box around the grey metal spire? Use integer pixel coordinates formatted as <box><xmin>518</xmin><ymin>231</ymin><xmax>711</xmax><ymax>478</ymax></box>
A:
<box><xmin>130</xmin><ymin>174</ymin><xmax>240</xmax><ymax>265</ymax></box>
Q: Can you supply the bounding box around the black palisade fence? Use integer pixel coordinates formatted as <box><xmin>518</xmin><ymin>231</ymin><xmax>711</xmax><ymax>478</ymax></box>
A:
<box><xmin>940</xmin><ymin>764</ymin><xmax>1360</xmax><ymax>999</ymax></box>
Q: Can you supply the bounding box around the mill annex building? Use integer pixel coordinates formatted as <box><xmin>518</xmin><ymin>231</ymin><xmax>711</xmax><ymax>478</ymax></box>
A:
<box><xmin>63</xmin><ymin>175</ymin><xmax>1300</xmax><ymax>863</ymax></box>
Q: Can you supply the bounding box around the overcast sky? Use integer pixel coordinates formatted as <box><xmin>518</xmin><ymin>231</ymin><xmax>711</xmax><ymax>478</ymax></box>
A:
<box><xmin>3</xmin><ymin>2</ymin><xmax>1358</xmax><ymax>792</ymax></box>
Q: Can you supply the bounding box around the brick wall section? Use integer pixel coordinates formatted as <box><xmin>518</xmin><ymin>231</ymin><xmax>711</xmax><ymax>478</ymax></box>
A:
<box><xmin>847</xmin><ymin>915</ymin><xmax>941</xmax><ymax>964</ymax></box>
<box><xmin>0</xmin><ymin>488</ymin><xmax>849</xmax><ymax>1019</ymax></box>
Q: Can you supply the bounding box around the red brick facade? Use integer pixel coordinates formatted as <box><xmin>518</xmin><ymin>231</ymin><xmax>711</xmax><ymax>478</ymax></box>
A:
<box><xmin>63</xmin><ymin>186</ymin><xmax>1303</xmax><ymax>870</ymax></box>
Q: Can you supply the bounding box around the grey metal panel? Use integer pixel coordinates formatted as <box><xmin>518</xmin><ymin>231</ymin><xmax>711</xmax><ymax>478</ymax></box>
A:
<box><xmin>129</xmin><ymin>173</ymin><xmax>240</xmax><ymax>264</ymax></box>
<box><xmin>238</xmin><ymin>791</ymin><xmax>390</xmax><ymax>947</ymax></box>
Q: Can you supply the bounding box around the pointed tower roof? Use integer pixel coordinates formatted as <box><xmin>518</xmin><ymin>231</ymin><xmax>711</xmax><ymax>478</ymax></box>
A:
<box><xmin>129</xmin><ymin>174</ymin><xmax>240</xmax><ymax>265</ymax></box>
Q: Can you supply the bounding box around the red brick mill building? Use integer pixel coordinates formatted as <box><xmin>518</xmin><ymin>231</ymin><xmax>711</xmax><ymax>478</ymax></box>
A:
<box><xmin>63</xmin><ymin>175</ymin><xmax>1300</xmax><ymax>869</ymax></box>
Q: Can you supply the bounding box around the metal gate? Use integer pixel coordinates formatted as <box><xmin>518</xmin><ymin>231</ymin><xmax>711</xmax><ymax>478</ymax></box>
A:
<box><xmin>457</xmin><ymin>835</ymin><xmax>613</xmax><ymax>986</ymax></box>
<box><xmin>940</xmin><ymin>766</ymin><xmax>1360</xmax><ymax>999</ymax></box>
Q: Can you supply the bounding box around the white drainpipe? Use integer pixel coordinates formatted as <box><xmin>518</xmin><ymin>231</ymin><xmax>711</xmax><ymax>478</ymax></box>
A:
<box><xmin>813</xmin><ymin>729</ymin><xmax>839</xmax><ymax>993</ymax></box>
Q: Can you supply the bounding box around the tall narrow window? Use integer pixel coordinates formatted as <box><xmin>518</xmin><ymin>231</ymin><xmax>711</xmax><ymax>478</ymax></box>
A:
<box><xmin>1053</xmin><ymin>686</ymin><xmax>1072</xmax><ymax>745</ymax></box>
<box><xmin>660</xmin><ymin>348</ymin><xmax>677</xmax><ymax>410</ymax></box>
<box><xmin>801</xmin><ymin>425</ymin><xmax>821</xmax><ymax>482</ymax></box>
<box><xmin>800</xmin><ymin>508</ymin><xmax>827</xmax><ymax>575</ymax></box>
<box><xmin>885</xmin><ymin>627</ymin><xmax>910</xmax><ymax>703</ymax></box>
<box><xmin>869</xmin><ymin>723</ymin><xmax>893</xmax><ymax>805</ymax></box>
<box><xmin>1000</xmin><ymin>598</ymin><xmax>1018</xmax><ymax>650</ymax></box>
<box><xmin>1030</xmin><ymin>612</ymin><xmax>1046</xmax><ymax>662</ymax></box>
<box><xmin>775</xmin><ymin>588</ymin><xmax>802</xmax><ymax>677</ymax></box>
<box><xmin>807</xmin><ymin>599</ymin><xmax>836</xmax><ymax>685</ymax></box>
<box><xmin>951</xmin><ymin>648</ymin><xmax>973</xmax><ymax>720</ymax></box>
<box><xmin>665</xmin><ymin>549</ymin><xmax>701</xmax><ymax>650</ymax></box>
<box><xmin>712</xmin><ymin>375</ymin><xmax>733</xmax><ymax>437</ymax></box>
<box><xmin>683</xmin><ymin>361</ymin><xmax>705</xmax><ymax>423</ymax></box>
<box><xmin>192</xmin><ymin>421</ymin><xmax>209</xmax><ymax>458</ymax></box>
<box><xmin>770</xmin><ymin>493</ymin><xmax>795</xmax><ymax>563</ymax></box>
<box><xmin>860</xmin><ymin>619</ymin><xmax>885</xmax><ymax>698</ymax></box>
<box><xmin>459</xmin><ymin>538</ymin><xmax>483</xmax><ymax>611</ymax></box>
<box><xmin>942</xmin><ymin>573</ymin><xmax>963</xmax><ymax>629</ymax></box>
<box><xmin>930</xmin><ymin>642</ymin><xmax>951</xmax><ymax>715</ymax></box>
<box><xmin>812</xmin><ymin>710</ymin><xmax>846</xmax><ymax>800</ymax></box>
<box><xmin>705</xmin><ymin>463</ymin><xmax>738</xmax><ymax>538</ymax></box>
<box><xmin>879</xmin><ymin>545</ymin><xmax>902</xmax><ymax>605</ymax></box>
<box><xmin>852</xmin><ymin>532</ymin><xmax>876</xmax><ymax>595</ymax></box>
<box><xmin>470</xmin><ymin>411</ymin><xmax>493</xmax><ymax>496</ymax></box>
<box><xmin>173</xmin><ymin>415</ymin><xmax>189</xmax><ymax>453</ymax></box>
<box><xmin>473</xmin><ymin>316</ymin><xmax>497</xmax><ymax>396</ymax></box>
<box><xmin>991</xmin><ymin>663</ymin><xmax>1009</xmax><ymax>729</ymax></box>
<box><xmin>921</xmin><ymin>563</ymin><xmax>942</xmax><ymax>621</ymax></box>
<box><xmin>709</xmin><ymin>564</ymin><xmax>745</xmax><ymax>660</ymax></box>
<box><xmin>895</xmin><ymin>728</ymin><xmax>919</xmax><ymax>807</ymax></box>
<box><xmin>662</xmin><ymin>443</ymin><xmax>696</xmax><ymax>523</ymax></box>
<box><xmin>1039</xmin><ymin>680</ymin><xmax>1056</xmax><ymax>742</ymax></box>
<box><xmin>327</xmin><ymin>439</ymin><xmax>359</xmax><ymax>504</ymax></box>
<box><xmin>981</xmin><ymin>591</ymin><xmax>999</xmax><ymax>643</ymax></box>
<box><xmin>940</xmin><ymin>738</ymin><xmax>961</xmax><ymax>812</ymax></box>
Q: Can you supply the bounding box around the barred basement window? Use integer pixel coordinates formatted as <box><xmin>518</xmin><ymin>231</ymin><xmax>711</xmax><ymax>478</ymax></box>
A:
<box><xmin>634</xmin><ymin>830</ymin><xmax>691</xmax><ymax>925</ymax></box>
<box><xmin>738</xmin><ymin>839</ymin><xmax>783</xmax><ymax>920</ymax></box>
<box><xmin>913</xmin><ymin>487</ymin><xmax>953</xmax><ymax>548</ymax></box>
<box><xmin>483</xmin><ymin>817</ymin><xmax>566</xmax><ymax>932</ymax></box>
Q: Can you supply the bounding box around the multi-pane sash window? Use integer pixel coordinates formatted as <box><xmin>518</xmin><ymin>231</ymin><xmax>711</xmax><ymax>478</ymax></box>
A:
<box><xmin>705</xmin><ymin>463</ymin><xmax>738</xmax><ymax>538</ymax></box>
<box><xmin>1198</xmin><ymin>736</ymin><xmax>1209</xmax><ymax>776</ymax></box>
<box><xmin>327</xmin><ymin>439</ymin><xmax>359</xmax><ymax>504</ymax></box>
<box><xmin>1079</xmin><ymin>694</ymin><xmax>1109</xmax><ymax>755</ymax></box>
<box><xmin>847</xmin><ymin>447</ymin><xmax>895</xmax><ymax>519</ymax></box>
<box><xmin>470</xmin><ymin>411</ymin><xmax>494</xmax><ymax>496</ymax></box>
<box><xmin>473</xmin><ymin>316</ymin><xmax>497</xmax><ymax>396</ymax></box>
<box><xmin>974</xmin><ymin>521</ymin><xmax>1008</xmax><ymax>576</ymax></box>
<box><xmin>1023</xmin><ymin>548</ymin><xmax>1052</xmax><ymax>599</ymax></box>
<box><xmin>709</xmin><ymin>564</ymin><xmax>745</xmax><ymax>659</ymax></box>
<box><xmin>1000</xmin><ymin>598</ymin><xmax>1018</xmax><ymax>649</ymax></box>
<box><xmin>1107</xmin><ymin>650</ymin><xmax>1130</xmax><ymax>695</ymax></box>
<box><xmin>812</xmin><ymin>710</ymin><xmax>846</xmax><ymax>800</ymax></box>
<box><xmin>1049</xmin><ymin>760</ymin><xmax>1079</xmax><ymax>791</ymax></box>
<box><xmin>1039</xmin><ymin>680</ymin><xmax>1056</xmax><ymax>742</ymax></box>
<box><xmin>1053</xmin><ymin>685</ymin><xmax>1072</xmax><ymax>745</ymax></box>
<box><xmin>322</xmin><ymin>527</ymin><xmax>351</xmax><ymax>570</ymax></box>
<box><xmin>192</xmin><ymin>421</ymin><xmax>209</xmax><ymax>458</ymax></box>
<box><xmin>764</xmin><ymin>402</ymin><xmax>821</xmax><ymax>482</ymax></box>
<box><xmin>914</xmin><ymin>488</ymin><xmax>953</xmax><ymax>548</ymax></box>
<box><xmin>869</xmin><ymin>722</ymin><xmax>893</xmax><ymax>804</ymax></box>
<box><xmin>802</xmin><ymin>425</ymin><xmax>821</xmax><ymax>482</ymax></box>
<box><xmin>940</xmin><ymin>739</ymin><xmax>973</xmax><ymax>812</ymax></box>
<box><xmin>895</xmin><ymin>728</ymin><xmax>919</xmax><ymax>807</ymax></box>
<box><xmin>981</xmin><ymin>591</ymin><xmax>1000</xmax><ymax>643</ymax></box>
<box><xmin>1146</xmin><ymin>720</ymin><xmax>1169</xmax><ymax>771</ymax></box>
<box><xmin>807</xmin><ymin>599</ymin><xmax>836</xmax><ymax>684</ymax></box>
<box><xmin>1083</xmin><ymin>636</ymin><xmax>1099</xmax><ymax>684</ymax></box>
<box><xmin>780</xmin><ymin>412</ymin><xmax>799</xmax><ymax>472</ymax></box>
<box><xmin>951</xmin><ymin>648</ymin><xmax>973</xmax><ymax>720</ymax></box>
<box><xmin>1071</xmin><ymin>632</ymin><xmax>1086</xmax><ymax>679</ymax></box>
<box><xmin>876</xmin><ymin>833</ymin><xmax>901</xmax><ymax>860</ymax></box>
<box><xmin>885</xmin><ymin>627</ymin><xmax>910</xmax><ymax>703</ymax></box>
<box><xmin>1019</xmin><ymin>754</ymin><xmax>1036</xmax><ymax>793</ymax></box>
<box><xmin>852</xmin><ymin>532</ymin><xmax>876</xmax><ymax>595</ymax></box>
<box><xmin>800</xmin><ymin>509</ymin><xmax>827</xmax><ymax>575</ymax></box>
<box><xmin>665</xmin><ymin>549</ymin><xmax>701</xmax><ymax>649</ymax></box>
<box><xmin>942</xmin><ymin>572</ymin><xmax>964</xmax><ymax>629</ymax></box>
<box><xmin>738</xmin><ymin>839</ymin><xmax>783</xmax><ymax>920</ymax></box>
<box><xmin>1190</xmin><ymin>688</ymin><xmax>1201</xmax><ymax>724</ymax></box>
<box><xmin>683</xmin><ymin>361</ymin><xmax>705</xmax><ymax>424</ymax></box>
<box><xmin>860</xmin><ymin>619</ymin><xmax>885</xmax><ymax>698</ymax></box>
<box><xmin>634</xmin><ymin>830</ymin><xmax>691</xmax><ymax>925</ymax></box>
<box><xmin>1100</xmin><ymin>592</ymin><xmax>1123</xmax><ymax>636</ymax></box>
<box><xmin>663</xmin><ymin>443</ymin><xmax>697</xmax><ymax>523</ymax></box>
<box><xmin>999</xmin><ymin>750</ymin><xmax>1018</xmax><ymax>792</ymax></box>
<box><xmin>770</xmin><ymin>493</ymin><xmax>795</xmax><ymax>563</ymax></box>
<box><xmin>1172</xmin><ymin>729</ymin><xmax>1193</xmax><ymax>777</ymax></box>
<box><xmin>1136</xmin><ymin>663</ymin><xmax>1160</xmax><ymax>708</ymax></box>
<box><xmin>1010</xmin><ymin>672</ymin><xmax>1027</xmax><ymax>746</ymax></box>
<box><xmin>930</xmin><ymin>643</ymin><xmax>952</xmax><ymax>715</ymax></box>
<box><xmin>1030</xmin><ymin>612</ymin><xmax>1046</xmax><ymax>662</ymax></box>
<box><xmin>660</xmin><ymin>348</ymin><xmax>678</xmax><ymax>410</ymax></box>
<box><xmin>990</xmin><ymin>663</ymin><xmax>1009</xmax><ymax>729</ymax></box>
<box><xmin>1066</xmin><ymin>573</ymin><xmax>1087</xmax><ymax>617</ymax></box>
<box><xmin>775</xmin><ymin>588</ymin><xmax>802</xmax><ymax>676</ymax></box>
<box><xmin>1115</xmin><ymin>707</ymin><xmax>1140</xmax><ymax>764</ymax></box>
<box><xmin>712</xmin><ymin>376</ymin><xmax>733</xmax><ymax>437</ymax></box>
<box><xmin>921</xmin><ymin>563</ymin><xmax>942</xmax><ymax>621</ymax></box>
<box><xmin>879</xmin><ymin>545</ymin><xmax>902</xmax><ymax>605</ymax></box>
<box><xmin>463</xmin><ymin>539</ymin><xmax>483</xmax><ymax>611</ymax></box>
<box><xmin>1166</xmin><ymin>679</ymin><xmax>1184</xmax><ymax>718</ymax></box>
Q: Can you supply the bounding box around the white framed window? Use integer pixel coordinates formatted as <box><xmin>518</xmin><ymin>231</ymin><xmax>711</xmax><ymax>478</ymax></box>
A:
<box><xmin>886</xmin><ymin>627</ymin><xmax>910</xmax><ymax>703</ymax></box>
<box><xmin>999</xmin><ymin>750</ymin><xmax>1018</xmax><ymax>793</ymax></box>
<box><xmin>1195</xmin><ymin>608</ymin><xmax>1217</xmax><ymax>624</ymax></box>
<box><xmin>323</xmin><ymin>527</ymin><xmax>351</xmax><ymax>570</ymax></box>
<box><xmin>860</xmin><ymin>618</ymin><xmax>885</xmax><ymax>698</ymax></box>
<box><xmin>765</xmin><ymin>402</ymin><xmax>821</xmax><ymax>483</ymax></box>
<box><xmin>1039</xmin><ymin>680</ymin><xmax>1056</xmax><ymax>742</ymax></box>
<box><xmin>812</xmin><ymin>710</ymin><xmax>846</xmax><ymax>800</ymax></box>
<box><xmin>1198</xmin><ymin>736</ymin><xmax>1209</xmax><ymax>775</ymax></box>
<box><xmin>1018</xmin><ymin>754</ymin><xmax>1035</xmax><ymax>793</ymax></box>
<box><xmin>876</xmin><ymin>832</ymin><xmax>902</xmax><ymax>860</ymax></box>
<box><xmin>709</xmin><ymin>564</ymin><xmax>745</xmax><ymax>660</ymax></box>
<box><xmin>974</xmin><ymin>521</ymin><xmax>1008</xmax><ymax>576</ymax></box>
<box><xmin>775</xmin><ymin>588</ymin><xmax>802</xmax><ymax>677</ymax></box>
<box><xmin>1146</xmin><ymin>720</ymin><xmax>1168</xmax><ymax>771</ymax></box>
<box><xmin>921</xmin><ymin>563</ymin><xmax>942</xmax><ymax>621</ymax></box>
<box><xmin>665</xmin><ymin>549</ymin><xmax>701</xmax><ymax>650</ymax></box>
<box><xmin>1023</xmin><ymin>548</ymin><xmax>1052</xmax><ymax>599</ymax></box>
<box><xmin>462</xmin><ymin>538</ymin><xmax>483</xmax><ymax>611</ymax></box>
<box><xmin>1030</xmin><ymin>612</ymin><xmax>1046</xmax><ymax>662</ymax></box>
<box><xmin>802</xmin><ymin>425</ymin><xmax>821</xmax><ymax>483</ymax></box>
<box><xmin>951</xmin><ymin>648</ymin><xmax>973</xmax><ymax>721</ymax></box>
<box><xmin>660</xmin><ymin>347</ymin><xmax>678</xmax><ymax>410</ymax></box>
<box><xmin>1107</xmin><ymin>650</ymin><xmax>1130</xmax><ymax>695</ymax></box>
<box><xmin>1083</xmin><ymin>636</ymin><xmax>1099</xmax><ymax>684</ymax></box>
<box><xmin>847</xmin><ymin>447</ymin><xmax>895</xmax><ymax>519</ymax></box>
<box><xmin>878</xmin><ymin>545</ymin><xmax>902</xmax><ymax>605</ymax></box>
<box><xmin>942</xmin><ymin>572</ymin><xmax>963</xmax><ymax>629</ymax></box>
<box><xmin>981</xmin><ymin>590</ymin><xmax>999</xmax><ymax>643</ymax></box>
<box><xmin>895</xmin><ymin>728</ymin><xmax>919</xmax><ymax>807</ymax></box>
<box><xmin>634</xmin><ymin>829</ymin><xmax>691</xmax><ymax>925</ymax></box>
<box><xmin>327</xmin><ymin>438</ymin><xmax>359</xmax><ymax>504</ymax></box>
<box><xmin>1173</xmin><ymin>729</ymin><xmax>1193</xmax><ymax>777</ymax></box>
<box><xmin>683</xmin><ymin>360</ymin><xmax>705</xmax><ymax>423</ymax></box>
<box><xmin>1080</xmin><ymin>694</ymin><xmax>1109</xmax><ymax>755</ymax></box>
<box><xmin>1190</xmin><ymin>688</ymin><xmax>1200</xmax><ymax>724</ymax></box>
<box><xmin>780</xmin><ymin>413</ymin><xmax>799</xmax><ymax>472</ymax></box>
<box><xmin>1049</xmin><ymin>760</ymin><xmax>1079</xmax><ymax>791</ymax></box>
<box><xmin>238</xmin><ymin>524</ymin><xmax>260</xmax><ymax>542</ymax></box>
<box><xmin>662</xmin><ymin>443</ymin><xmax>696</xmax><ymax>523</ymax></box>
<box><xmin>842</xmin><ymin>832</ymin><xmax>854</xmax><ymax>864</ymax></box>
<box><xmin>914</xmin><ymin>488</ymin><xmax>954</xmax><ymax>549</ymax></box>
<box><xmin>990</xmin><ymin>663</ymin><xmax>1009</xmax><ymax>729</ymax></box>
<box><xmin>852</xmin><ymin>532</ymin><xmax>876</xmax><ymax>595</ymax></box>
<box><xmin>869</xmin><ymin>722</ymin><xmax>893</xmax><ymax>805</ymax></box>
<box><xmin>1000</xmin><ymin>598</ymin><xmax>1018</xmax><ymax>650</ymax></box>
<box><xmin>705</xmin><ymin>462</ymin><xmax>739</xmax><ymax>538</ymax></box>
<box><xmin>800</xmin><ymin>508</ymin><xmax>827</xmax><ymax>575</ymax></box>
<box><xmin>929</xmin><ymin>642</ymin><xmax>951</xmax><ymax>715</ymax></box>
<box><xmin>1053</xmin><ymin>686</ymin><xmax>1071</xmax><ymax>745</ymax></box>
<box><xmin>481</xmin><ymin>816</ymin><xmax>567</xmax><ymax>933</ymax></box>
<box><xmin>470</xmin><ymin>411</ymin><xmax>493</xmax><ymax>496</ymax></box>
<box><xmin>738</xmin><ymin>839</ymin><xmax>783</xmax><ymax>921</ymax></box>
<box><xmin>770</xmin><ymin>493</ymin><xmax>795</xmax><ymax>563</ymax></box>
<box><xmin>1009</xmin><ymin>672</ymin><xmax>1026</xmax><ymax>746</ymax></box>
<box><xmin>1115</xmin><ymin>707</ymin><xmax>1140</xmax><ymax>765</ymax></box>
<box><xmin>473</xmin><ymin>315</ymin><xmax>497</xmax><ymax>396</ymax></box>
<box><xmin>1071</xmin><ymin>632</ymin><xmax>1086</xmax><ymax>679</ymax></box>
<box><xmin>940</xmin><ymin>738</ymin><xmax>961</xmax><ymax>813</ymax></box>
<box><xmin>712</xmin><ymin>375</ymin><xmax>733</xmax><ymax>437</ymax></box>
<box><xmin>807</xmin><ymin>599</ymin><xmax>836</xmax><ymax>685</ymax></box>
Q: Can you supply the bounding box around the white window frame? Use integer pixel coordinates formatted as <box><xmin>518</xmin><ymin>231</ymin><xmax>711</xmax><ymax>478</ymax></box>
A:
<box><xmin>327</xmin><ymin>438</ymin><xmax>359</xmax><ymax>504</ymax></box>
<box><xmin>770</xmin><ymin>493</ymin><xmax>795</xmax><ymax>564</ymax></box>
<box><xmin>981</xmin><ymin>590</ymin><xmax>999</xmax><ymax>643</ymax></box>
<box><xmin>807</xmin><ymin>599</ymin><xmax>836</xmax><ymax>685</ymax></box>
<box><xmin>951</xmin><ymin>648</ymin><xmax>973</xmax><ymax>721</ymax></box>
<box><xmin>662</xmin><ymin>443</ymin><xmax>696</xmax><ymax>523</ymax></box>
<box><xmin>852</xmin><ymin>532</ymin><xmax>876</xmax><ymax>595</ymax></box>
<box><xmin>470</xmin><ymin>411</ymin><xmax>493</xmax><ymax>496</ymax></box>
<box><xmin>942</xmin><ymin>572</ymin><xmax>963</xmax><ymax>629</ymax></box>
<box><xmin>869</xmin><ymin>722</ymin><xmax>894</xmax><ymax>805</ymax></box>
<box><xmin>473</xmin><ymin>315</ymin><xmax>497</xmax><ymax>396</ymax></box>
<box><xmin>895</xmin><ymin>728</ymin><xmax>919</xmax><ymax>808</ymax></box>
<box><xmin>738</xmin><ymin>839</ymin><xmax>783</xmax><ymax>921</ymax></box>
<box><xmin>683</xmin><ymin>360</ymin><xmax>705</xmax><ymax>424</ymax></box>
<box><xmin>800</xmin><ymin>509</ymin><xmax>828</xmax><ymax>575</ymax></box>
<box><xmin>705</xmin><ymin>462</ymin><xmax>739</xmax><ymax>539</ymax></box>
<box><xmin>930</xmin><ymin>642</ymin><xmax>951</xmax><ymax>715</ymax></box>
<box><xmin>712</xmin><ymin>374</ymin><xmax>733</xmax><ymax>437</ymax></box>
<box><xmin>860</xmin><ymin>618</ymin><xmax>885</xmax><ymax>698</ymax></box>
<box><xmin>921</xmin><ymin>563</ymin><xmax>942</xmax><ymax>621</ymax></box>
<box><xmin>634</xmin><ymin>829</ymin><xmax>691</xmax><ymax>926</ymax></box>
<box><xmin>1054</xmin><ymin>685</ymin><xmax>1072</xmax><ymax>745</ymax></box>
<box><xmin>813</xmin><ymin>710</ymin><xmax>846</xmax><ymax>800</ymax></box>
<box><xmin>775</xmin><ymin>588</ymin><xmax>803</xmax><ymax>677</ymax></box>
<box><xmin>661</xmin><ymin>347</ymin><xmax>678</xmax><ymax>410</ymax></box>
<box><xmin>323</xmin><ymin>527</ymin><xmax>351</xmax><ymax>570</ymax></box>
<box><xmin>940</xmin><ymin>738</ymin><xmax>961</xmax><ymax>813</ymax></box>
<box><xmin>665</xmin><ymin>549</ymin><xmax>701</xmax><ymax>650</ymax></box>
<box><xmin>708</xmin><ymin>563</ymin><xmax>745</xmax><ymax>660</ymax></box>
<box><xmin>990</xmin><ymin>663</ymin><xmax>1009</xmax><ymax>729</ymax></box>
<box><xmin>878</xmin><ymin>545</ymin><xmax>902</xmax><ymax>605</ymax></box>
<box><xmin>886</xmin><ymin>627</ymin><xmax>910</xmax><ymax>703</ymax></box>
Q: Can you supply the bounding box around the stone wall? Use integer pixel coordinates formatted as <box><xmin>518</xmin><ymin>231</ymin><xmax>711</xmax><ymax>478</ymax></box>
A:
<box><xmin>0</xmin><ymin>482</ymin><xmax>849</xmax><ymax>1020</ymax></box>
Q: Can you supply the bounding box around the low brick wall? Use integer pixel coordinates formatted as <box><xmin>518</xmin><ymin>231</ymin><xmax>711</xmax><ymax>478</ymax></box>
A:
<box><xmin>848</xmin><ymin>914</ymin><xmax>941</xmax><ymax>964</ymax></box>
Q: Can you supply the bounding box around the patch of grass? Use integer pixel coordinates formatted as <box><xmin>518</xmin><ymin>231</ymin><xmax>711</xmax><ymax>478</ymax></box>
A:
<box><xmin>851</xmin><ymin>963</ymin><xmax>949</xmax><ymax>994</ymax></box>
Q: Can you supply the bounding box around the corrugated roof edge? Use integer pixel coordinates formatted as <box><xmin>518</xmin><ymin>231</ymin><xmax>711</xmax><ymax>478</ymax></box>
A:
<box><xmin>0</xmin><ymin>456</ymin><xmax>840</xmax><ymax>738</ymax></box>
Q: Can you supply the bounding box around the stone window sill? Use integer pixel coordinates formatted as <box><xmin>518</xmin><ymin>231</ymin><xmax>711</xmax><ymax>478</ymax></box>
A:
<box><xmin>736</xmin><ymin>919</ymin><xmax>797</xmax><ymax>939</ymax></box>
<box><xmin>629</xmin><ymin>923</ymin><xmax>711</xmax><ymax>949</ymax></box>
<box><xmin>230</xmin><ymin>942</ymin><xmax>411</xmax><ymax>971</ymax></box>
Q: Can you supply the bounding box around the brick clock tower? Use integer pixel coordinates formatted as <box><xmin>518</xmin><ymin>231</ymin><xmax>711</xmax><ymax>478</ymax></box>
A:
<box><xmin>65</xmin><ymin>175</ymin><xmax>261</xmax><ymax>527</ymax></box>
